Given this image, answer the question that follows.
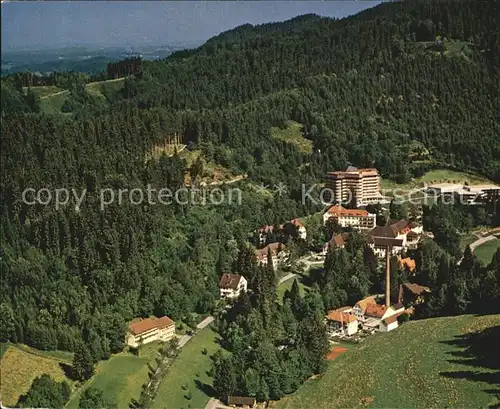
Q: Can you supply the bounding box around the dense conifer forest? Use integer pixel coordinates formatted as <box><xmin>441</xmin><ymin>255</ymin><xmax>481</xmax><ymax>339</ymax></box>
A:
<box><xmin>1</xmin><ymin>0</ymin><xmax>499</xmax><ymax>390</ymax></box>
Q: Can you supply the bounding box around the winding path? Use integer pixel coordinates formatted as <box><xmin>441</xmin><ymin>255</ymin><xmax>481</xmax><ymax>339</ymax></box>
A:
<box><xmin>458</xmin><ymin>232</ymin><xmax>498</xmax><ymax>265</ymax></box>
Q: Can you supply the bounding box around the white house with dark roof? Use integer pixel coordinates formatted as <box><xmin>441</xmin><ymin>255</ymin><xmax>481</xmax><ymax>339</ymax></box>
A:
<box><xmin>219</xmin><ymin>273</ymin><xmax>247</xmax><ymax>299</ymax></box>
<box><xmin>254</xmin><ymin>242</ymin><xmax>288</xmax><ymax>269</ymax></box>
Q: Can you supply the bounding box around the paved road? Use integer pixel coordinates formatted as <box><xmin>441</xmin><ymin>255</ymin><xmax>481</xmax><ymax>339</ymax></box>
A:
<box><xmin>469</xmin><ymin>234</ymin><xmax>497</xmax><ymax>251</ymax></box>
<box><xmin>458</xmin><ymin>233</ymin><xmax>497</xmax><ymax>265</ymax></box>
<box><xmin>278</xmin><ymin>257</ymin><xmax>324</xmax><ymax>285</ymax></box>
<box><xmin>40</xmin><ymin>89</ymin><xmax>69</xmax><ymax>100</ymax></box>
<box><xmin>177</xmin><ymin>316</ymin><xmax>215</xmax><ymax>348</ymax></box>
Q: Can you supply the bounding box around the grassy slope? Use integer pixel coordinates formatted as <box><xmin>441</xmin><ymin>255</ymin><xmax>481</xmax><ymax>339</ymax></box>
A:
<box><xmin>381</xmin><ymin>169</ymin><xmax>494</xmax><ymax>193</ymax></box>
<box><xmin>152</xmin><ymin>328</ymin><xmax>221</xmax><ymax>409</ymax></box>
<box><xmin>278</xmin><ymin>314</ymin><xmax>500</xmax><ymax>409</ymax></box>
<box><xmin>39</xmin><ymin>90</ymin><xmax>71</xmax><ymax>115</ymax></box>
<box><xmin>23</xmin><ymin>85</ymin><xmax>63</xmax><ymax>98</ymax></box>
<box><xmin>66</xmin><ymin>342</ymin><xmax>160</xmax><ymax>409</ymax></box>
<box><xmin>32</xmin><ymin>78</ymin><xmax>125</xmax><ymax>115</ymax></box>
<box><xmin>85</xmin><ymin>77</ymin><xmax>125</xmax><ymax>98</ymax></box>
<box><xmin>0</xmin><ymin>344</ymin><xmax>72</xmax><ymax>406</ymax></box>
<box><xmin>271</xmin><ymin>120</ymin><xmax>313</xmax><ymax>154</ymax></box>
<box><xmin>475</xmin><ymin>239</ymin><xmax>500</xmax><ymax>266</ymax></box>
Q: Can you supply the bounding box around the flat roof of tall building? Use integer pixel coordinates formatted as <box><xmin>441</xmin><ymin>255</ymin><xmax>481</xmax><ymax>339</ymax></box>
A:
<box><xmin>327</xmin><ymin>168</ymin><xmax>379</xmax><ymax>177</ymax></box>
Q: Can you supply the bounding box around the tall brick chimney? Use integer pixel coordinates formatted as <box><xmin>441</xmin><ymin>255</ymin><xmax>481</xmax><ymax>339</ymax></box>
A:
<box><xmin>385</xmin><ymin>245</ymin><xmax>391</xmax><ymax>307</ymax></box>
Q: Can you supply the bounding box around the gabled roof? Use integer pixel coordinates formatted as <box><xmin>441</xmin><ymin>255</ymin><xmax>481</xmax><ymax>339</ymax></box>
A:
<box><xmin>393</xmin><ymin>302</ymin><xmax>405</xmax><ymax>310</ymax></box>
<box><xmin>403</xmin><ymin>282</ymin><xmax>431</xmax><ymax>295</ymax></box>
<box><xmin>383</xmin><ymin>315</ymin><xmax>399</xmax><ymax>325</ymax></box>
<box><xmin>369</xmin><ymin>225</ymin><xmax>398</xmax><ymax>239</ymax></box>
<box><xmin>408</xmin><ymin>221</ymin><xmax>421</xmax><ymax>229</ymax></box>
<box><xmin>257</xmin><ymin>225</ymin><xmax>274</xmax><ymax>233</ymax></box>
<box><xmin>391</xmin><ymin>219</ymin><xmax>410</xmax><ymax>234</ymax></box>
<box><xmin>330</xmin><ymin>232</ymin><xmax>350</xmax><ymax>248</ymax></box>
<box><xmin>227</xmin><ymin>396</ymin><xmax>256</xmax><ymax>406</ymax></box>
<box><xmin>335</xmin><ymin>306</ymin><xmax>353</xmax><ymax>313</ymax></box>
<box><xmin>326</xmin><ymin>205</ymin><xmax>369</xmax><ymax>217</ymax></box>
<box><xmin>129</xmin><ymin>316</ymin><xmax>175</xmax><ymax>335</ymax></box>
<box><xmin>365</xmin><ymin>303</ymin><xmax>388</xmax><ymax>318</ymax></box>
<box><xmin>367</xmin><ymin>236</ymin><xmax>404</xmax><ymax>247</ymax></box>
<box><xmin>254</xmin><ymin>242</ymin><xmax>286</xmax><ymax>260</ymax></box>
<box><xmin>289</xmin><ymin>218</ymin><xmax>304</xmax><ymax>227</ymax></box>
<box><xmin>398</xmin><ymin>256</ymin><xmax>416</xmax><ymax>272</ymax></box>
<box><xmin>354</xmin><ymin>296</ymin><xmax>376</xmax><ymax>313</ymax></box>
<box><xmin>326</xmin><ymin>310</ymin><xmax>357</xmax><ymax>323</ymax></box>
<box><xmin>219</xmin><ymin>273</ymin><xmax>243</xmax><ymax>289</ymax></box>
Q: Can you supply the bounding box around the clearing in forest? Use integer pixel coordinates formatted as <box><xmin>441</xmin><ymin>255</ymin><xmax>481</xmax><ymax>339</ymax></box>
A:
<box><xmin>0</xmin><ymin>344</ymin><xmax>72</xmax><ymax>407</ymax></box>
<box><xmin>271</xmin><ymin>121</ymin><xmax>313</xmax><ymax>154</ymax></box>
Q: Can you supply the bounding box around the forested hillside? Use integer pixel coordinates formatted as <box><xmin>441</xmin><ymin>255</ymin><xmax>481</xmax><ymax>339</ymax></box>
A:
<box><xmin>1</xmin><ymin>0</ymin><xmax>499</xmax><ymax>358</ymax></box>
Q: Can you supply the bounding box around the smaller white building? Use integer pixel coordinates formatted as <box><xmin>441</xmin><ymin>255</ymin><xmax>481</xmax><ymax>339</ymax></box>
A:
<box><xmin>256</xmin><ymin>225</ymin><xmax>275</xmax><ymax>245</ymax></box>
<box><xmin>289</xmin><ymin>219</ymin><xmax>307</xmax><ymax>240</ymax></box>
<box><xmin>254</xmin><ymin>242</ymin><xmax>288</xmax><ymax>269</ymax></box>
<box><xmin>379</xmin><ymin>315</ymin><xmax>399</xmax><ymax>332</ymax></box>
<box><xmin>219</xmin><ymin>274</ymin><xmax>247</xmax><ymax>299</ymax></box>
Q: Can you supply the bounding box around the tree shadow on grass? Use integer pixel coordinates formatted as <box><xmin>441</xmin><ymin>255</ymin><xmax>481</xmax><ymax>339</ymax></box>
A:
<box><xmin>59</xmin><ymin>362</ymin><xmax>74</xmax><ymax>379</ymax></box>
<box><xmin>439</xmin><ymin>323</ymin><xmax>500</xmax><ymax>404</ymax></box>
<box><xmin>194</xmin><ymin>379</ymin><xmax>216</xmax><ymax>398</ymax></box>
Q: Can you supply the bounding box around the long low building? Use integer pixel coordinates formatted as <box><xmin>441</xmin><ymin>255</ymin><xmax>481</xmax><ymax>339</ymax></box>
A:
<box><xmin>323</xmin><ymin>205</ymin><xmax>376</xmax><ymax>230</ymax></box>
<box><xmin>126</xmin><ymin>316</ymin><xmax>176</xmax><ymax>348</ymax></box>
<box><xmin>425</xmin><ymin>183</ymin><xmax>500</xmax><ymax>205</ymax></box>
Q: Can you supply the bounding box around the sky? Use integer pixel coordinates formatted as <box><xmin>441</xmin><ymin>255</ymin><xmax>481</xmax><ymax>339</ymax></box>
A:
<box><xmin>1</xmin><ymin>1</ymin><xmax>380</xmax><ymax>51</ymax></box>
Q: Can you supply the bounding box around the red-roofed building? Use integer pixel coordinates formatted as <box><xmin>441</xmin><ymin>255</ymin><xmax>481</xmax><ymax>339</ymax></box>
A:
<box><xmin>127</xmin><ymin>316</ymin><xmax>176</xmax><ymax>348</ymax></box>
<box><xmin>326</xmin><ymin>308</ymin><xmax>358</xmax><ymax>336</ymax></box>
<box><xmin>323</xmin><ymin>205</ymin><xmax>376</xmax><ymax>230</ymax></box>
<box><xmin>322</xmin><ymin>232</ymin><xmax>350</xmax><ymax>255</ymax></box>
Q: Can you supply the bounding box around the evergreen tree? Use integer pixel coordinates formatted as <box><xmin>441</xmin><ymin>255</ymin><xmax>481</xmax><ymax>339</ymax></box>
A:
<box><xmin>18</xmin><ymin>375</ymin><xmax>70</xmax><ymax>409</ymax></box>
<box><xmin>212</xmin><ymin>351</ymin><xmax>237</xmax><ymax>401</ymax></box>
<box><xmin>72</xmin><ymin>343</ymin><xmax>95</xmax><ymax>381</ymax></box>
<box><xmin>78</xmin><ymin>387</ymin><xmax>116</xmax><ymax>409</ymax></box>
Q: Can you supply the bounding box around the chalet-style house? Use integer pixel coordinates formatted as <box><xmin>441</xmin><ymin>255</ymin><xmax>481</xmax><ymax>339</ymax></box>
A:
<box><xmin>353</xmin><ymin>296</ymin><xmax>377</xmax><ymax>321</ymax></box>
<box><xmin>322</xmin><ymin>232</ymin><xmax>350</xmax><ymax>255</ymax></box>
<box><xmin>219</xmin><ymin>273</ymin><xmax>248</xmax><ymax>299</ymax></box>
<box><xmin>367</xmin><ymin>219</ymin><xmax>423</xmax><ymax>257</ymax></box>
<box><xmin>288</xmin><ymin>218</ymin><xmax>307</xmax><ymax>240</ymax></box>
<box><xmin>256</xmin><ymin>225</ymin><xmax>275</xmax><ymax>245</ymax></box>
<box><xmin>257</xmin><ymin>219</ymin><xmax>307</xmax><ymax>245</ymax></box>
<box><xmin>323</xmin><ymin>205</ymin><xmax>376</xmax><ymax>230</ymax></box>
<box><xmin>398</xmin><ymin>283</ymin><xmax>431</xmax><ymax>305</ymax></box>
<box><xmin>352</xmin><ymin>295</ymin><xmax>405</xmax><ymax>331</ymax></box>
<box><xmin>126</xmin><ymin>316</ymin><xmax>175</xmax><ymax>348</ymax></box>
<box><xmin>254</xmin><ymin>242</ymin><xmax>288</xmax><ymax>268</ymax></box>
<box><xmin>326</xmin><ymin>308</ymin><xmax>358</xmax><ymax>336</ymax></box>
<box><xmin>227</xmin><ymin>396</ymin><xmax>257</xmax><ymax>408</ymax></box>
